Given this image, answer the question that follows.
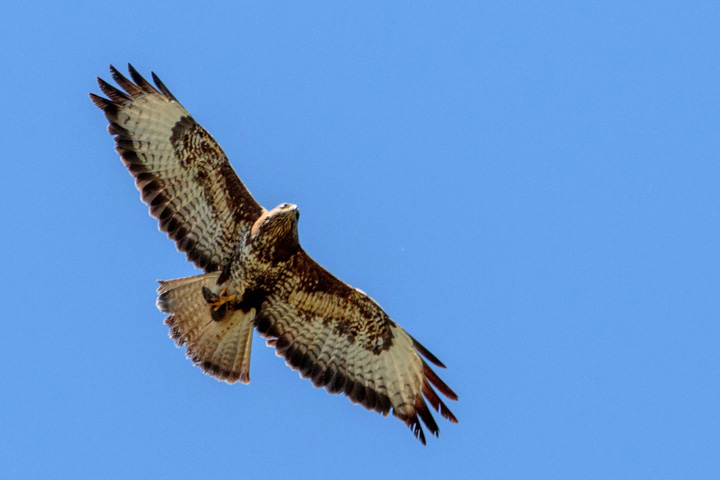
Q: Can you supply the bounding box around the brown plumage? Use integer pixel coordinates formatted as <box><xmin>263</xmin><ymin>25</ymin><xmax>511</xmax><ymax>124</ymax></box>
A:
<box><xmin>91</xmin><ymin>65</ymin><xmax>458</xmax><ymax>444</ymax></box>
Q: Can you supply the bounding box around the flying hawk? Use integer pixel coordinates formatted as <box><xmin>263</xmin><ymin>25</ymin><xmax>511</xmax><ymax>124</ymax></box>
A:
<box><xmin>90</xmin><ymin>65</ymin><xmax>457</xmax><ymax>444</ymax></box>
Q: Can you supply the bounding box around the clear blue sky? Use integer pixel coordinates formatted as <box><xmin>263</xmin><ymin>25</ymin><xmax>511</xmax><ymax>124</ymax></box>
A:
<box><xmin>2</xmin><ymin>2</ymin><xmax>719</xmax><ymax>479</ymax></box>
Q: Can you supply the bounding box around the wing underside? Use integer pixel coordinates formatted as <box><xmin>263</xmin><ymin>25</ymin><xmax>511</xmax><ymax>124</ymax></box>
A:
<box><xmin>255</xmin><ymin>250</ymin><xmax>458</xmax><ymax>444</ymax></box>
<box><xmin>90</xmin><ymin>64</ymin><xmax>264</xmax><ymax>271</ymax></box>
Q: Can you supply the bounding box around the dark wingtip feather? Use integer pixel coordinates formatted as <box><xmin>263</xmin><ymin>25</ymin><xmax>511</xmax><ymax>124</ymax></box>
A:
<box><xmin>110</xmin><ymin>64</ymin><xmax>143</xmax><ymax>97</ymax></box>
<box><xmin>89</xmin><ymin>92</ymin><xmax>110</xmax><ymax>109</ymax></box>
<box><xmin>152</xmin><ymin>71</ymin><xmax>178</xmax><ymax>101</ymax></box>
<box><xmin>422</xmin><ymin>380</ymin><xmax>459</xmax><ymax>423</ymax></box>
<box><xmin>89</xmin><ymin>93</ymin><xmax>119</xmax><ymax>121</ymax></box>
<box><xmin>407</xmin><ymin>415</ymin><xmax>427</xmax><ymax>445</ymax></box>
<box><xmin>412</xmin><ymin>336</ymin><xmax>446</xmax><ymax>368</ymax></box>
<box><xmin>423</xmin><ymin>360</ymin><xmax>458</xmax><ymax>401</ymax></box>
<box><xmin>127</xmin><ymin>63</ymin><xmax>158</xmax><ymax>94</ymax></box>
<box><xmin>415</xmin><ymin>400</ymin><xmax>440</xmax><ymax>438</ymax></box>
<box><xmin>97</xmin><ymin>77</ymin><xmax>131</xmax><ymax>104</ymax></box>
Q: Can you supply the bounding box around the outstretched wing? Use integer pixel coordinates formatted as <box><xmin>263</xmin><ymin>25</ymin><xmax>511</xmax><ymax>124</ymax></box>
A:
<box><xmin>255</xmin><ymin>250</ymin><xmax>458</xmax><ymax>444</ymax></box>
<box><xmin>90</xmin><ymin>65</ymin><xmax>264</xmax><ymax>272</ymax></box>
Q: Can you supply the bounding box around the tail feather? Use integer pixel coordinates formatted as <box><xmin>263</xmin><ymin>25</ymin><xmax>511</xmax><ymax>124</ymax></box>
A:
<box><xmin>157</xmin><ymin>272</ymin><xmax>256</xmax><ymax>384</ymax></box>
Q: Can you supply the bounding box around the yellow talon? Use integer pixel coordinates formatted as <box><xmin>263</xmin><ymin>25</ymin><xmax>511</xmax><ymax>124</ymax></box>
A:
<box><xmin>208</xmin><ymin>289</ymin><xmax>237</xmax><ymax>311</ymax></box>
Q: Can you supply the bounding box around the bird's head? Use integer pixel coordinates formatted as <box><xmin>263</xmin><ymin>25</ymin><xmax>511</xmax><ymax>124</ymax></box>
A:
<box><xmin>250</xmin><ymin>203</ymin><xmax>300</xmax><ymax>260</ymax></box>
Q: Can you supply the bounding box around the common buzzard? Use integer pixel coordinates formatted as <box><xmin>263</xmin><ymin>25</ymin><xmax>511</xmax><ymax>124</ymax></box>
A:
<box><xmin>90</xmin><ymin>65</ymin><xmax>457</xmax><ymax>444</ymax></box>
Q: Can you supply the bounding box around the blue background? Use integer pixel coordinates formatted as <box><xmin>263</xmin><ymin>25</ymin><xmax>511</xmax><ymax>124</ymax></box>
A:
<box><xmin>2</xmin><ymin>2</ymin><xmax>719</xmax><ymax>478</ymax></box>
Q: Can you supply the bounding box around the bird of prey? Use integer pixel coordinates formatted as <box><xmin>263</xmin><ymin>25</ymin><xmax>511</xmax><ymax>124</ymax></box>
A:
<box><xmin>90</xmin><ymin>65</ymin><xmax>457</xmax><ymax>444</ymax></box>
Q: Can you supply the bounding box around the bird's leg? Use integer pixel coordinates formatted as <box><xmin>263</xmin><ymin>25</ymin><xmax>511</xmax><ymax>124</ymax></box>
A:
<box><xmin>202</xmin><ymin>287</ymin><xmax>237</xmax><ymax>313</ymax></box>
<box><xmin>212</xmin><ymin>289</ymin><xmax>237</xmax><ymax>311</ymax></box>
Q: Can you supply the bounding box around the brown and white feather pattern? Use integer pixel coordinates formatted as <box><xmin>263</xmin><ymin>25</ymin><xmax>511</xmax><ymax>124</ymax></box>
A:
<box><xmin>90</xmin><ymin>65</ymin><xmax>263</xmax><ymax>271</ymax></box>
<box><xmin>92</xmin><ymin>65</ymin><xmax>457</xmax><ymax>444</ymax></box>
<box><xmin>157</xmin><ymin>272</ymin><xmax>256</xmax><ymax>384</ymax></box>
<box><xmin>254</xmin><ymin>251</ymin><xmax>458</xmax><ymax>444</ymax></box>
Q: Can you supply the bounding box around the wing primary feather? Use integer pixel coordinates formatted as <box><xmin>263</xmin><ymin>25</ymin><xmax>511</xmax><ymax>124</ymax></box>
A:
<box><xmin>411</xmin><ymin>336</ymin><xmax>446</xmax><ymax>368</ymax></box>
<box><xmin>97</xmin><ymin>78</ymin><xmax>131</xmax><ymax>103</ymax></box>
<box><xmin>422</xmin><ymin>379</ymin><xmax>459</xmax><ymax>423</ymax></box>
<box><xmin>415</xmin><ymin>400</ymin><xmax>440</xmax><ymax>438</ymax></box>
<box><xmin>110</xmin><ymin>64</ymin><xmax>143</xmax><ymax>96</ymax></box>
<box><xmin>406</xmin><ymin>415</ymin><xmax>427</xmax><ymax>446</ymax></box>
<box><xmin>422</xmin><ymin>360</ymin><xmax>458</xmax><ymax>401</ymax></box>
<box><xmin>151</xmin><ymin>71</ymin><xmax>178</xmax><ymax>101</ymax></box>
<box><xmin>127</xmin><ymin>63</ymin><xmax>159</xmax><ymax>94</ymax></box>
<box><xmin>88</xmin><ymin>93</ymin><xmax>116</xmax><ymax>114</ymax></box>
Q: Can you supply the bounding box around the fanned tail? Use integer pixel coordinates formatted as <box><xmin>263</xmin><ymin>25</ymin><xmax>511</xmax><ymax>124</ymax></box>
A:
<box><xmin>156</xmin><ymin>272</ymin><xmax>256</xmax><ymax>384</ymax></box>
